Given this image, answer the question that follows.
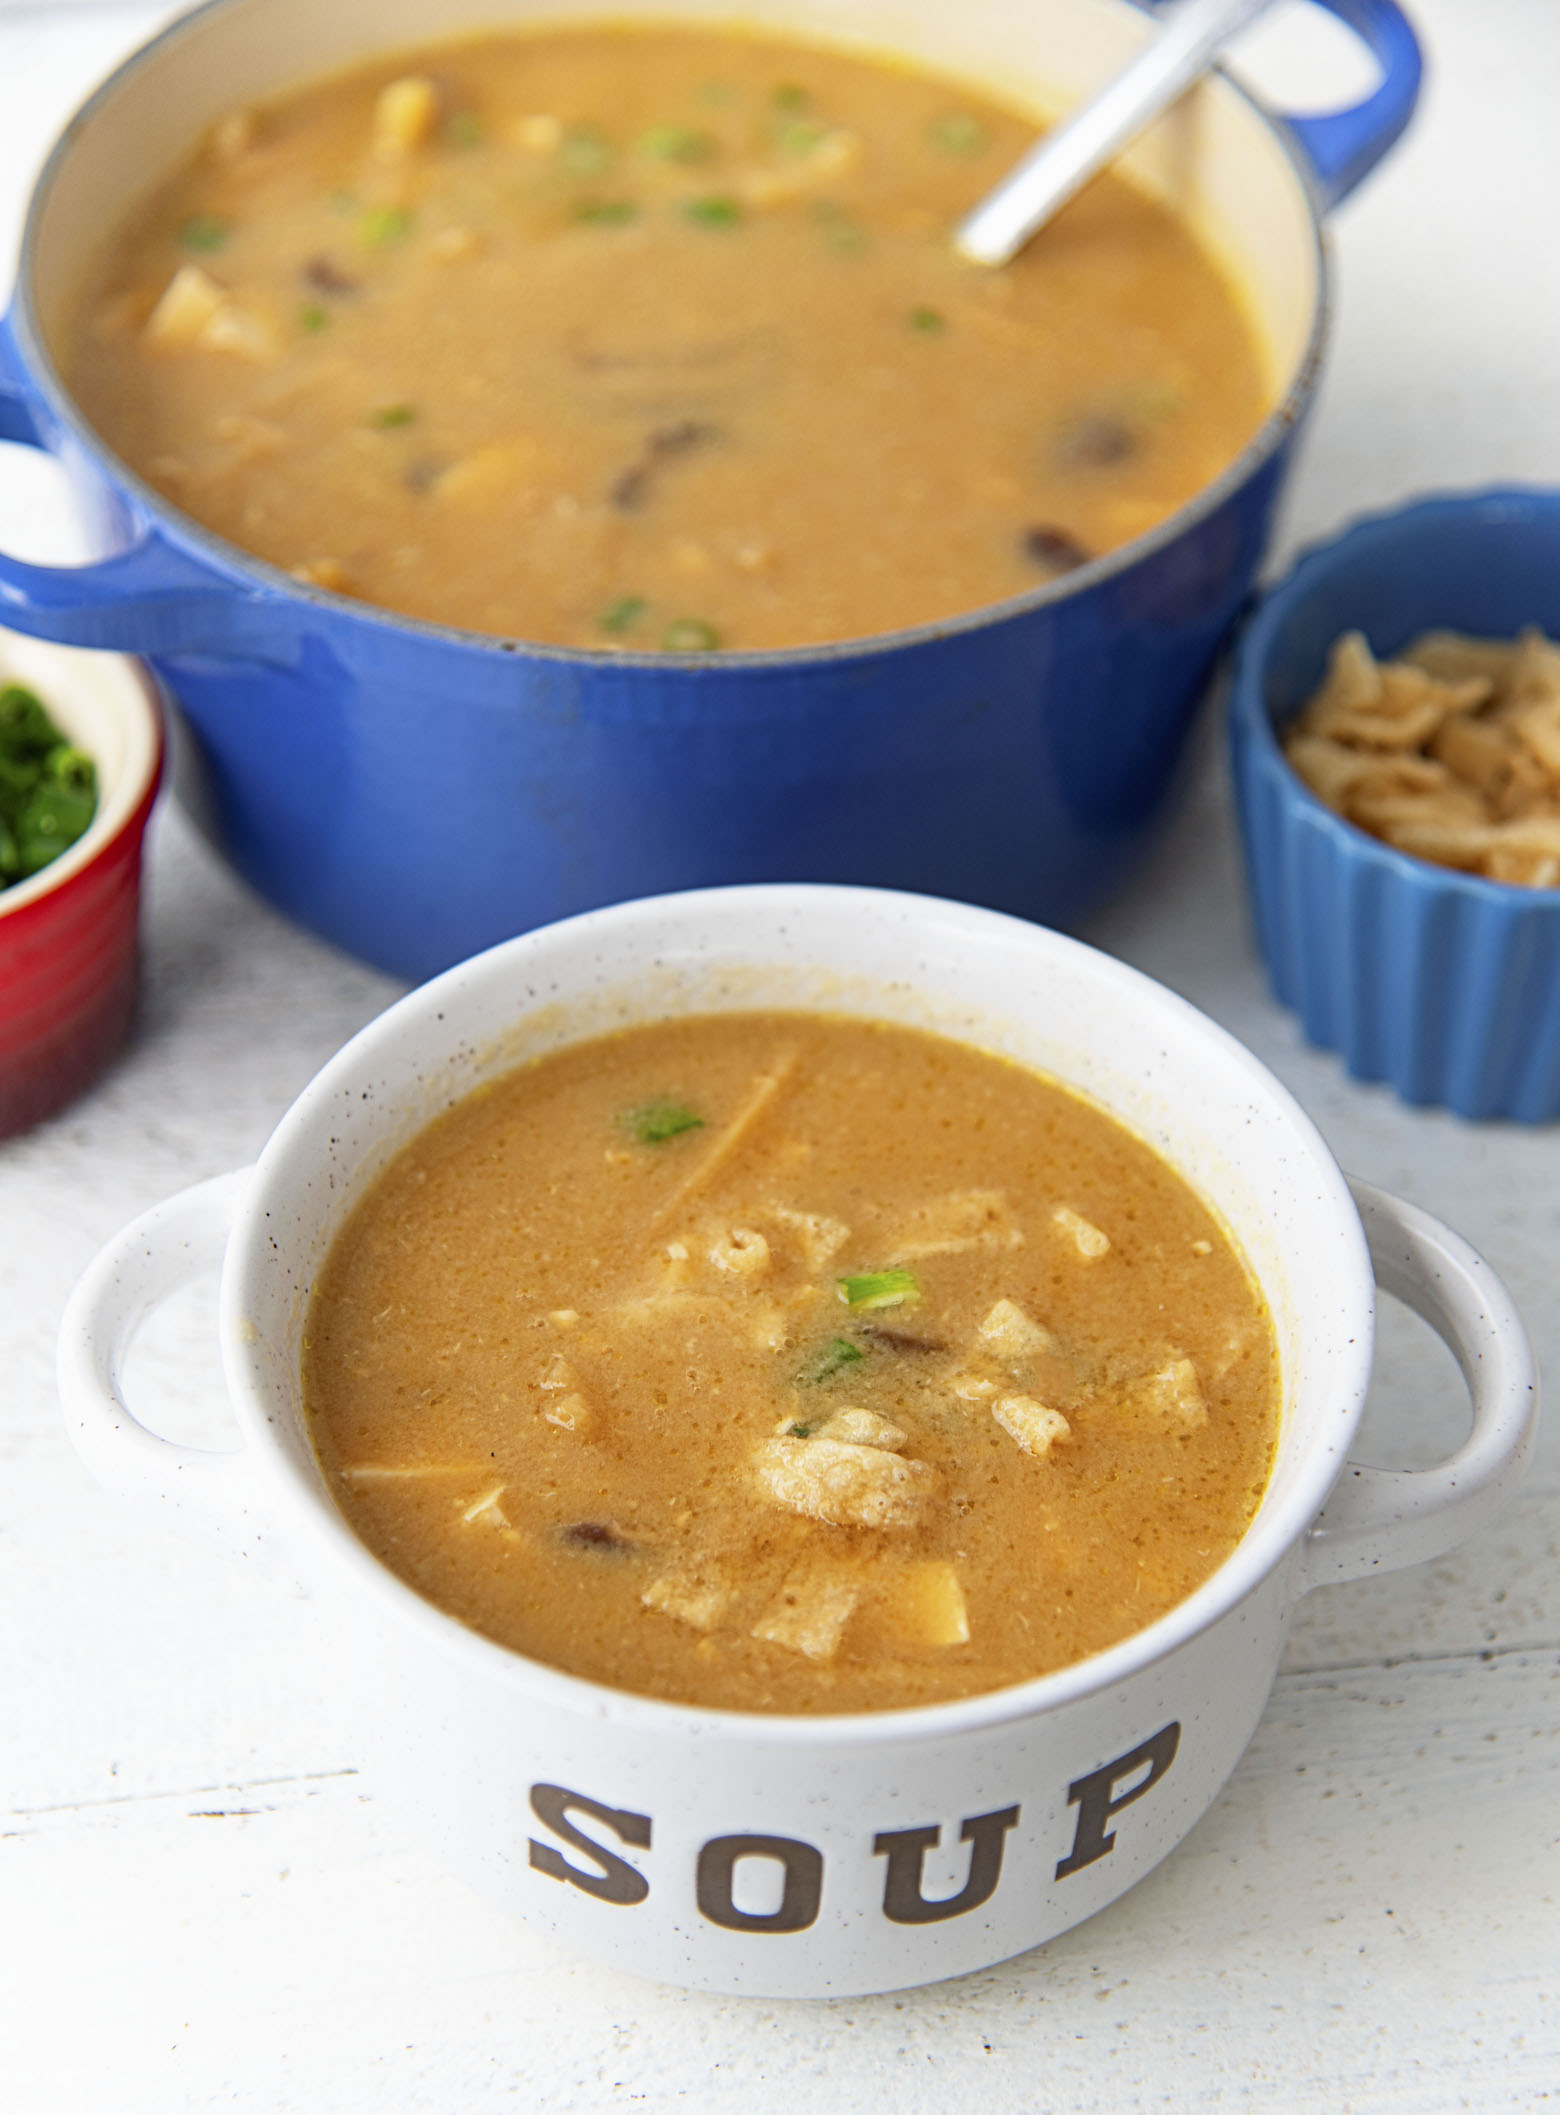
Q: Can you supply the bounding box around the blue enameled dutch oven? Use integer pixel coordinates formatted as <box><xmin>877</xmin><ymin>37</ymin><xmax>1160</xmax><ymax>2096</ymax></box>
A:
<box><xmin>0</xmin><ymin>0</ymin><xmax>1420</xmax><ymax>979</ymax></box>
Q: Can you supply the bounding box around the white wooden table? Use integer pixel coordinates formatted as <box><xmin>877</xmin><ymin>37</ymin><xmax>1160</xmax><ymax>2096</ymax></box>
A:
<box><xmin>2</xmin><ymin>4</ymin><xmax>1555</xmax><ymax>2108</ymax></box>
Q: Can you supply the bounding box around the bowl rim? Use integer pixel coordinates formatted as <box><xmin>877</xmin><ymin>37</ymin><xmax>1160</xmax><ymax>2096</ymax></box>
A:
<box><xmin>13</xmin><ymin>0</ymin><xmax>1330</xmax><ymax>671</ymax></box>
<box><xmin>1232</xmin><ymin>482</ymin><xmax>1560</xmax><ymax>910</ymax></box>
<box><xmin>0</xmin><ymin>642</ymin><xmax>162</xmax><ymax>919</ymax></box>
<box><xmin>222</xmin><ymin>881</ymin><xmax>1374</xmax><ymax>1749</ymax></box>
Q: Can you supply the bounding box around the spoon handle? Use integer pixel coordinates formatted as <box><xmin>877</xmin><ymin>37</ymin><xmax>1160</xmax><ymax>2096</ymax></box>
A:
<box><xmin>954</xmin><ymin>0</ymin><xmax>1277</xmax><ymax>266</ymax></box>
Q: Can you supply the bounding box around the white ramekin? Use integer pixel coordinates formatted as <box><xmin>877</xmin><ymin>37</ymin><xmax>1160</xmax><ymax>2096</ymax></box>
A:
<box><xmin>56</xmin><ymin>887</ymin><xmax>1536</xmax><ymax>1997</ymax></box>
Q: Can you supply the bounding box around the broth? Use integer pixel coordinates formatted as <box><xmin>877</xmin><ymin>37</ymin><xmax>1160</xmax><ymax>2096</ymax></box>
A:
<box><xmin>70</xmin><ymin>24</ymin><xmax>1268</xmax><ymax>651</ymax></box>
<box><xmin>304</xmin><ymin>1012</ymin><xmax>1281</xmax><ymax>1713</ymax></box>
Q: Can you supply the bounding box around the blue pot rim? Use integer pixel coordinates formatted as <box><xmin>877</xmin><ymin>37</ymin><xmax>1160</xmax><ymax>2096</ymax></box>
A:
<box><xmin>10</xmin><ymin>0</ymin><xmax>1332</xmax><ymax>673</ymax></box>
<box><xmin>1231</xmin><ymin>482</ymin><xmax>1560</xmax><ymax>913</ymax></box>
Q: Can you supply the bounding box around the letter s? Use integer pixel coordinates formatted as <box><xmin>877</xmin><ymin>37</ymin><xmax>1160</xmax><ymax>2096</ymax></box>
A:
<box><xmin>528</xmin><ymin>1783</ymin><xmax>652</xmax><ymax>1906</ymax></box>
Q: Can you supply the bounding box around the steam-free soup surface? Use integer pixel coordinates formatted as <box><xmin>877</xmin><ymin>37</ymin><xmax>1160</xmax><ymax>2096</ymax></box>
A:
<box><xmin>72</xmin><ymin>25</ymin><xmax>1268</xmax><ymax>651</ymax></box>
<box><xmin>304</xmin><ymin>1014</ymin><xmax>1279</xmax><ymax>1713</ymax></box>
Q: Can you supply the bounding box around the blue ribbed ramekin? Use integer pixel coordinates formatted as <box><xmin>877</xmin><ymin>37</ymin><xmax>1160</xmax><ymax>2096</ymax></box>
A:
<box><xmin>1230</xmin><ymin>488</ymin><xmax>1560</xmax><ymax>1122</ymax></box>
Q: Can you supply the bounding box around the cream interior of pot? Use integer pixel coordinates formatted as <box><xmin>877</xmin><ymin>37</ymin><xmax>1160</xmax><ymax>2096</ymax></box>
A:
<box><xmin>29</xmin><ymin>0</ymin><xmax>1321</xmax><ymax>417</ymax></box>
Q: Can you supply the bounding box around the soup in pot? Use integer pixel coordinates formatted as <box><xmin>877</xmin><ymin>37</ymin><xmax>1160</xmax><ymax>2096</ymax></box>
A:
<box><xmin>303</xmin><ymin>1012</ymin><xmax>1281</xmax><ymax>1714</ymax></box>
<box><xmin>70</xmin><ymin>24</ymin><xmax>1269</xmax><ymax>652</ymax></box>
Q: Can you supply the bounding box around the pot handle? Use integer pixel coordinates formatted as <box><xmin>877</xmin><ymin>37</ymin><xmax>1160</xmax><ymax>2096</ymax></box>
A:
<box><xmin>0</xmin><ymin>310</ymin><xmax>286</xmax><ymax>657</ymax></box>
<box><xmin>56</xmin><ymin>1168</ymin><xmax>295</xmax><ymax>1575</ymax></box>
<box><xmin>1297</xmin><ymin>1177</ymin><xmax>1538</xmax><ymax>1594</ymax></box>
<box><xmin>1275</xmin><ymin>0</ymin><xmax>1423</xmax><ymax>211</ymax></box>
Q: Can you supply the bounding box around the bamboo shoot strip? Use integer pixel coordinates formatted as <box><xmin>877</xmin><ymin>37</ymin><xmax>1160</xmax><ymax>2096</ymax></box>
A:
<box><xmin>650</xmin><ymin>1050</ymin><xmax>797</xmax><ymax>1224</ymax></box>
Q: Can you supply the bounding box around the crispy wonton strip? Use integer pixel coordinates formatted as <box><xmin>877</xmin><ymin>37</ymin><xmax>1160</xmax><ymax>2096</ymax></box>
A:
<box><xmin>650</xmin><ymin>1050</ymin><xmax>797</xmax><ymax>1226</ymax></box>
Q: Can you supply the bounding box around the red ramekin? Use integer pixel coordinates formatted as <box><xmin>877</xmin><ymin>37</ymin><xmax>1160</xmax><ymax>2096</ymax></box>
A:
<box><xmin>0</xmin><ymin>633</ymin><xmax>162</xmax><ymax>1137</ymax></box>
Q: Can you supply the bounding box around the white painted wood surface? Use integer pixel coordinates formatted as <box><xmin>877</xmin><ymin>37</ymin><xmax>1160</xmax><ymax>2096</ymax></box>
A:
<box><xmin>1</xmin><ymin>4</ymin><xmax>1555</xmax><ymax>2108</ymax></box>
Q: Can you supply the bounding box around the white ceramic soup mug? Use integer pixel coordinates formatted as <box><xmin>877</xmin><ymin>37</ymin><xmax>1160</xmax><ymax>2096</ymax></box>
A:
<box><xmin>58</xmin><ymin>886</ymin><xmax>1536</xmax><ymax>1998</ymax></box>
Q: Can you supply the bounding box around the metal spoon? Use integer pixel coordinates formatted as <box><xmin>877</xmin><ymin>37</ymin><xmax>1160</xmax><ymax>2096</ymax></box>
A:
<box><xmin>954</xmin><ymin>0</ymin><xmax>1278</xmax><ymax>267</ymax></box>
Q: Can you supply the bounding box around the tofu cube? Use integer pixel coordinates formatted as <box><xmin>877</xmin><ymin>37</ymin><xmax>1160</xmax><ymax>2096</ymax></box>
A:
<box><xmin>642</xmin><ymin>1566</ymin><xmax>731</xmax><ymax>1633</ymax></box>
<box><xmin>1052</xmin><ymin>1205</ymin><xmax>1110</xmax><ymax>1259</ymax></box>
<box><xmin>1128</xmin><ymin>1356</ymin><xmax>1208</xmax><ymax>1433</ymax></box>
<box><xmin>752</xmin><ymin>1566</ymin><xmax>860</xmax><ymax>1660</ymax></box>
<box><xmin>897</xmin><ymin>1560</ymin><xmax>970</xmax><ymax>1647</ymax></box>
<box><xmin>976</xmin><ymin>1297</ymin><xmax>1054</xmax><ymax>1360</ymax></box>
<box><xmin>814</xmin><ymin>1406</ymin><xmax>907</xmax><ymax>1450</ymax></box>
<box><xmin>373</xmin><ymin>76</ymin><xmax>440</xmax><ymax>160</ymax></box>
<box><xmin>144</xmin><ymin>264</ymin><xmax>226</xmax><ymax>347</ymax></box>
<box><xmin>993</xmin><ymin>1394</ymin><xmax>1071</xmax><ymax>1457</ymax></box>
<box><xmin>753</xmin><ymin>1436</ymin><xmax>933</xmax><ymax>1529</ymax></box>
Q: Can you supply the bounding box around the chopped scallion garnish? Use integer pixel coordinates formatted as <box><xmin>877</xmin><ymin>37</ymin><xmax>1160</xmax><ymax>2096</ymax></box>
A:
<box><xmin>370</xmin><ymin>403</ymin><xmax>416</xmax><ymax>428</ymax></box>
<box><xmin>358</xmin><ymin>205</ymin><xmax>415</xmax><ymax>246</ymax></box>
<box><xmin>796</xmin><ymin>1338</ymin><xmax>866</xmax><ymax>1386</ymax></box>
<box><xmin>600</xmin><ymin>594</ymin><xmax>648</xmax><ymax>635</ymax></box>
<box><xmin>179</xmin><ymin>214</ymin><xmax>231</xmax><ymax>253</ymax></box>
<box><xmin>772</xmin><ymin>83</ymin><xmax>811</xmax><ymax>112</ymax></box>
<box><xmin>298</xmin><ymin>301</ymin><xmax>330</xmax><ymax>334</ymax></box>
<box><xmin>623</xmin><ymin>1099</ymin><xmax>706</xmax><ymax>1145</ymax></box>
<box><xmin>662</xmin><ymin>618</ymin><xmax>721</xmax><ymax>653</ymax></box>
<box><xmin>929</xmin><ymin>113</ymin><xmax>990</xmax><ymax>156</ymax></box>
<box><xmin>639</xmin><ymin>123</ymin><xmax>716</xmax><ymax>163</ymax></box>
<box><xmin>909</xmin><ymin>306</ymin><xmax>947</xmax><ymax>334</ymax></box>
<box><xmin>837</xmin><ymin>1268</ymin><xmax>921</xmax><ymax>1312</ymax></box>
<box><xmin>681</xmin><ymin>195</ymin><xmax>742</xmax><ymax>229</ymax></box>
<box><xmin>447</xmin><ymin>111</ymin><xmax>485</xmax><ymax>147</ymax></box>
<box><xmin>573</xmin><ymin>197</ymin><xmax>639</xmax><ymax>225</ymax></box>
<box><xmin>775</xmin><ymin>119</ymin><xmax>825</xmax><ymax>157</ymax></box>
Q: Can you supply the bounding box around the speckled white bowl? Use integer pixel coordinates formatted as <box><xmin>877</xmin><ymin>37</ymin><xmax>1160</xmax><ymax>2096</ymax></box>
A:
<box><xmin>56</xmin><ymin>886</ymin><xmax>1536</xmax><ymax>1996</ymax></box>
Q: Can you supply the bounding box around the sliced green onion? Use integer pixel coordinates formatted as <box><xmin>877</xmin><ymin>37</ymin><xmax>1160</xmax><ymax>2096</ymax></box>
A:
<box><xmin>662</xmin><ymin>618</ymin><xmax>721</xmax><ymax>653</ymax></box>
<box><xmin>796</xmin><ymin>1338</ymin><xmax>866</xmax><ymax>1387</ymax></box>
<box><xmin>48</xmin><ymin>747</ymin><xmax>96</xmax><ymax>797</ymax></box>
<box><xmin>680</xmin><ymin>195</ymin><xmax>742</xmax><ymax>229</ymax></box>
<box><xmin>639</xmin><ymin>123</ymin><xmax>716</xmax><ymax>163</ymax></box>
<box><xmin>772</xmin><ymin>83</ymin><xmax>811</xmax><ymax>112</ymax></box>
<box><xmin>837</xmin><ymin>1268</ymin><xmax>921</xmax><ymax>1312</ymax></box>
<box><xmin>599</xmin><ymin>594</ymin><xmax>648</xmax><ymax>635</ymax></box>
<box><xmin>623</xmin><ymin>1099</ymin><xmax>706</xmax><ymax>1145</ymax></box>
<box><xmin>560</xmin><ymin>123</ymin><xmax>612</xmax><ymax>176</ymax></box>
<box><xmin>447</xmin><ymin>111</ymin><xmax>485</xmax><ymax>147</ymax></box>
<box><xmin>298</xmin><ymin>301</ymin><xmax>330</xmax><ymax>334</ymax></box>
<box><xmin>774</xmin><ymin>119</ymin><xmax>825</xmax><ymax>157</ymax></box>
<box><xmin>929</xmin><ymin>112</ymin><xmax>990</xmax><ymax>156</ymax></box>
<box><xmin>786</xmin><ymin>1420</ymin><xmax>820</xmax><ymax>1438</ymax></box>
<box><xmin>358</xmin><ymin>205</ymin><xmax>415</xmax><ymax>246</ymax></box>
<box><xmin>370</xmin><ymin>403</ymin><xmax>416</xmax><ymax>429</ymax></box>
<box><xmin>908</xmin><ymin>306</ymin><xmax>947</xmax><ymax>334</ymax></box>
<box><xmin>179</xmin><ymin>213</ymin><xmax>231</xmax><ymax>253</ymax></box>
<box><xmin>573</xmin><ymin>197</ymin><xmax>639</xmax><ymax>226</ymax></box>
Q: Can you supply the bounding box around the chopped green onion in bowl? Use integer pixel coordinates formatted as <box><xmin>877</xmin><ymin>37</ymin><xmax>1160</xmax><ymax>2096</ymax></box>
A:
<box><xmin>837</xmin><ymin>1268</ymin><xmax>920</xmax><ymax>1312</ymax></box>
<box><xmin>796</xmin><ymin>1337</ymin><xmax>867</xmax><ymax>1385</ymax></box>
<box><xmin>623</xmin><ymin>1098</ymin><xmax>706</xmax><ymax>1144</ymax></box>
<box><xmin>0</xmin><ymin>684</ymin><xmax>97</xmax><ymax>889</ymax></box>
<box><xmin>179</xmin><ymin>213</ymin><xmax>231</xmax><ymax>252</ymax></box>
<box><xmin>662</xmin><ymin>618</ymin><xmax>721</xmax><ymax>653</ymax></box>
<box><xmin>680</xmin><ymin>195</ymin><xmax>742</xmax><ymax>229</ymax></box>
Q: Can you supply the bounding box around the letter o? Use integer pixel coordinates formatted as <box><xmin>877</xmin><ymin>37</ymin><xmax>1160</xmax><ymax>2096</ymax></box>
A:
<box><xmin>695</xmin><ymin>1833</ymin><xmax>824</xmax><ymax>1934</ymax></box>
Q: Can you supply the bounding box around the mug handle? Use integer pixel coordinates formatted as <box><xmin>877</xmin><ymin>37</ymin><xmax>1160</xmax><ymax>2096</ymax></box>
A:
<box><xmin>0</xmin><ymin>311</ymin><xmax>286</xmax><ymax>657</ymax></box>
<box><xmin>1297</xmin><ymin>1176</ymin><xmax>1538</xmax><ymax>1593</ymax></box>
<box><xmin>1271</xmin><ymin>0</ymin><xmax>1424</xmax><ymax>211</ymax></box>
<box><xmin>56</xmin><ymin>1168</ymin><xmax>296</xmax><ymax>1576</ymax></box>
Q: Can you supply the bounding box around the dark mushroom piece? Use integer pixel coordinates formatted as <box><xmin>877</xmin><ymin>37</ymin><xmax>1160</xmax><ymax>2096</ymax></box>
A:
<box><xmin>302</xmin><ymin>253</ymin><xmax>359</xmax><ymax>296</ymax></box>
<box><xmin>557</xmin><ymin>1520</ymin><xmax>635</xmax><ymax>1553</ymax></box>
<box><xmin>1021</xmin><ymin>525</ymin><xmax>1091</xmax><ymax>574</ymax></box>
<box><xmin>1052</xmin><ymin>412</ymin><xmax>1135</xmax><ymax>468</ymax></box>
<box><xmin>859</xmin><ymin>1324</ymin><xmax>948</xmax><ymax>1355</ymax></box>
<box><xmin>610</xmin><ymin>419</ymin><xmax>723</xmax><ymax>511</ymax></box>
